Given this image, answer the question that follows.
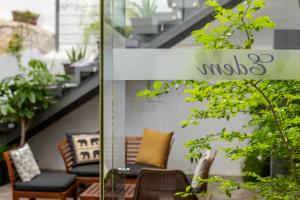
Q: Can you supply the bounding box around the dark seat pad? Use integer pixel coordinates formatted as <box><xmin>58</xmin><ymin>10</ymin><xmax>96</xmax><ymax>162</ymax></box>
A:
<box><xmin>70</xmin><ymin>163</ymin><xmax>99</xmax><ymax>177</ymax></box>
<box><xmin>14</xmin><ymin>172</ymin><xmax>76</xmax><ymax>192</ymax></box>
<box><xmin>125</xmin><ymin>163</ymin><xmax>160</xmax><ymax>178</ymax></box>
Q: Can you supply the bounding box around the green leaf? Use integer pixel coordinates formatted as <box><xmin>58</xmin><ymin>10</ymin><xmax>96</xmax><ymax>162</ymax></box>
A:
<box><xmin>29</xmin><ymin>92</ymin><xmax>36</xmax><ymax>103</ymax></box>
<box><xmin>205</xmin><ymin>0</ymin><xmax>220</xmax><ymax>7</ymax></box>
<box><xmin>153</xmin><ymin>81</ymin><xmax>162</xmax><ymax>91</ymax></box>
<box><xmin>136</xmin><ymin>89</ymin><xmax>150</xmax><ymax>97</ymax></box>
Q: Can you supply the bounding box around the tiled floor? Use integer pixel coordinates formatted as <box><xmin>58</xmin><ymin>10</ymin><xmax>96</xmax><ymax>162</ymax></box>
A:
<box><xmin>0</xmin><ymin>184</ymin><xmax>10</xmax><ymax>200</ymax></box>
<box><xmin>0</xmin><ymin>182</ymin><xmax>255</xmax><ymax>200</ymax></box>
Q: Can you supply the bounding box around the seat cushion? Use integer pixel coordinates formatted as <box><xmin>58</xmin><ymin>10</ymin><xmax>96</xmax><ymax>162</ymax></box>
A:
<box><xmin>14</xmin><ymin>172</ymin><xmax>76</xmax><ymax>192</ymax></box>
<box><xmin>70</xmin><ymin>163</ymin><xmax>99</xmax><ymax>177</ymax></box>
<box><xmin>125</xmin><ymin>163</ymin><xmax>159</xmax><ymax>178</ymax></box>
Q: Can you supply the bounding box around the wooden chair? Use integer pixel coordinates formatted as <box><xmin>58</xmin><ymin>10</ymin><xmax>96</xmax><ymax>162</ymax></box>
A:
<box><xmin>133</xmin><ymin>169</ymin><xmax>198</xmax><ymax>200</ymax></box>
<box><xmin>57</xmin><ymin>139</ymin><xmax>99</xmax><ymax>188</ymax></box>
<box><xmin>125</xmin><ymin>136</ymin><xmax>174</xmax><ymax>183</ymax></box>
<box><xmin>58</xmin><ymin>136</ymin><xmax>174</xmax><ymax>186</ymax></box>
<box><xmin>3</xmin><ymin>151</ymin><xmax>77</xmax><ymax>200</ymax></box>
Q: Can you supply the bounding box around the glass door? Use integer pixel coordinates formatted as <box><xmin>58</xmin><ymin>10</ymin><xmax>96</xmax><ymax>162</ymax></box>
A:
<box><xmin>101</xmin><ymin>0</ymin><xmax>126</xmax><ymax>199</ymax></box>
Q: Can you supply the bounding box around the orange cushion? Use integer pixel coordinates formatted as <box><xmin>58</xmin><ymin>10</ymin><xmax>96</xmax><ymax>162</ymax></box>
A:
<box><xmin>136</xmin><ymin>128</ymin><xmax>173</xmax><ymax>168</ymax></box>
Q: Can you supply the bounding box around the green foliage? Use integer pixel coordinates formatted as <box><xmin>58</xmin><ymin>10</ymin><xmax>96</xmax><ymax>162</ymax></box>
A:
<box><xmin>192</xmin><ymin>0</ymin><xmax>275</xmax><ymax>49</ymax></box>
<box><xmin>22</xmin><ymin>10</ymin><xmax>39</xmax><ymax>18</ymax></box>
<box><xmin>127</xmin><ymin>0</ymin><xmax>158</xmax><ymax>18</ymax></box>
<box><xmin>137</xmin><ymin>0</ymin><xmax>300</xmax><ymax>199</ymax></box>
<box><xmin>7</xmin><ymin>32</ymin><xmax>23</xmax><ymax>55</ymax></box>
<box><xmin>242</xmin><ymin>155</ymin><xmax>270</xmax><ymax>182</ymax></box>
<box><xmin>65</xmin><ymin>46</ymin><xmax>86</xmax><ymax>64</ymax></box>
<box><xmin>0</xmin><ymin>59</ymin><xmax>68</xmax><ymax>145</ymax></box>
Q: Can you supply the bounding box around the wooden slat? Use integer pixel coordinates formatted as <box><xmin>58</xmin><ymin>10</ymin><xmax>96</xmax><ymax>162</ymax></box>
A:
<box><xmin>125</xmin><ymin>136</ymin><xmax>142</xmax><ymax>165</ymax></box>
<box><xmin>80</xmin><ymin>183</ymin><xmax>135</xmax><ymax>200</ymax></box>
<box><xmin>57</xmin><ymin>139</ymin><xmax>74</xmax><ymax>172</ymax></box>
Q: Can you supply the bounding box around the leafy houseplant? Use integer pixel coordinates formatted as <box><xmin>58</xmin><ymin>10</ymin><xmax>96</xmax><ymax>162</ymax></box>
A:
<box><xmin>66</xmin><ymin>46</ymin><xmax>86</xmax><ymax>64</ymax></box>
<box><xmin>12</xmin><ymin>10</ymin><xmax>39</xmax><ymax>25</ymax></box>
<box><xmin>64</xmin><ymin>46</ymin><xmax>86</xmax><ymax>74</ymax></box>
<box><xmin>138</xmin><ymin>0</ymin><xmax>300</xmax><ymax>199</ymax></box>
<box><xmin>0</xmin><ymin>59</ymin><xmax>68</xmax><ymax>146</ymax></box>
<box><xmin>0</xmin><ymin>144</ymin><xmax>9</xmax><ymax>186</ymax></box>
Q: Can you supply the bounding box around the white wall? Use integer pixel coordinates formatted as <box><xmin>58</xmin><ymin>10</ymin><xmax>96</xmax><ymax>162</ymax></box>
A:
<box><xmin>125</xmin><ymin>81</ymin><xmax>251</xmax><ymax>176</ymax></box>
<box><xmin>29</xmin><ymin>80</ymin><xmax>249</xmax><ymax>176</ymax></box>
<box><xmin>29</xmin><ymin>96</ymin><xmax>100</xmax><ymax>170</ymax></box>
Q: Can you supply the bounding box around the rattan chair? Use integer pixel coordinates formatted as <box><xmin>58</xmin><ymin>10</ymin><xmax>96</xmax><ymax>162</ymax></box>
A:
<box><xmin>133</xmin><ymin>169</ymin><xmax>198</xmax><ymax>200</ymax></box>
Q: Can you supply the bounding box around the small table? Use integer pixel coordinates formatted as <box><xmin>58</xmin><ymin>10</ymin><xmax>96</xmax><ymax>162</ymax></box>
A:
<box><xmin>80</xmin><ymin>183</ymin><xmax>135</xmax><ymax>200</ymax></box>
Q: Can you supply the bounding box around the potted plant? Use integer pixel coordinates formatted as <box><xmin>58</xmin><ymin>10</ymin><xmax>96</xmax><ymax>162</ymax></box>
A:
<box><xmin>64</xmin><ymin>46</ymin><xmax>86</xmax><ymax>75</ymax></box>
<box><xmin>128</xmin><ymin>0</ymin><xmax>159</xmax><ymax>36</ymax></box>
<box><xmin>0</xmin><ymin>59</ymin><xmax>68</xmax><ymax>146</ymax></box>
<box><xmin>0</xmin><ymin>144</ymin><xmax>9</xmax><ymax>186</ymax></box>
<box><xmin>12</xmin><ymin>10</ymin><xmax>39</xmax><ymax>25</ymax></box>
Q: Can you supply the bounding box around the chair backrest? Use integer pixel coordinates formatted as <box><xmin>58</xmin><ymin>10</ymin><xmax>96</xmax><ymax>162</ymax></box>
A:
<box><xmin>58</xmin><ymin>135</ymin><xmax>175</xmax><ymax>171</ymax></box>
<box><xmin>57</xmin><ymin>139</ymin><xmax>75</xmax><ymax>172</ymax></box>
<box><xmin>134</xmin><ymin>169</ymin><xmax>198</xmax><ymax>200</ymax></box>
<box><xmin>125</xmin><ymin>136</ymin><xmax>175</xmax><ymax>169</ymax></box>
<box><xmin>125</xmin><ymin>136</ymin><xmax>142</xmax><ymax>165</ymax></box>
<box><xmin>3</xmin><ymin>151</ymin><xmax>19</xmax><ymax>190</ymax></box>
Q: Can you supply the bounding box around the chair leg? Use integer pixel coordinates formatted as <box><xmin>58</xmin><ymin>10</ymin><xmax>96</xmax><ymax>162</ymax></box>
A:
<box><xmin>12</xmin><ymin>193</ymin><xmax>18</xmax><ymax>200</ymax></box>
<box><xmin>72</xmin><ymin>187</ymin><xmax>77</xmax><ymax>200</ymax></box>
<box><xmin>60</xmin><ymin>196</ymin><xmax>67</xmax><ymax>200</ymax></box>
<box><xmin>73</xmin><ymin>192</ymin><xmax>77</xmax><ymax>200</ymax></box>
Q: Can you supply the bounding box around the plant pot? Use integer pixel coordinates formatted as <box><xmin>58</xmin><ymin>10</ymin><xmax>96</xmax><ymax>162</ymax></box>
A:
<box><xmin>0</xmin><ymin>160</ymin><xmax>8</xmax><ymax>186</ymax></box>
<box><xmin>63</xmin><ymin>63</ymin><xmax>75</xmax><ymax>75</ymax></box>
<box><xmin>12</xmin><ymin>10</ymin><xmax>39</xmax><ymax>25</ymax></box>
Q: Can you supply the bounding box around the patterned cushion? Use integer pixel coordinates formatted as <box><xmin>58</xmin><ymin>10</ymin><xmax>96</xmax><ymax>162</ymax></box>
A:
<box><xmin>10</xmin><ymin>144</ymin><xmax>41</xmax><ymax>182</ymax></box>
<box><xmin>66</xmin><ymin>132</ymin><xmax>100</xmax><ymax>166</ymax></box>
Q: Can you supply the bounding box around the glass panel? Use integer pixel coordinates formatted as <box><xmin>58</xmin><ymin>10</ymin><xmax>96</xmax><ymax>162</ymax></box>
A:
<box><xmin>102</xmin><ymin>0</ymin><xmax>126</xmax><ymax>199</ymax></box>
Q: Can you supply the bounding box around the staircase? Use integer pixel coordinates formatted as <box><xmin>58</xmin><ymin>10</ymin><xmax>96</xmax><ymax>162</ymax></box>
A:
<box><xmin>126</xmin><ymin>0</ymin><xmax>243</xmax><ymax>48</ymax></box>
